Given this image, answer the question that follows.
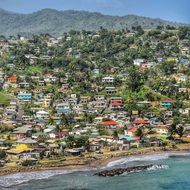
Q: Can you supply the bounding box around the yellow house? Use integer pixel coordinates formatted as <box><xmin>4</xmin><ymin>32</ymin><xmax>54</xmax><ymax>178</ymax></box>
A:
<box><xmin>6</xmin><ymin>138</ymin><xmax>37</xmax><ymax>160</ymax></box>
<box><xmin>16</xmin><ymin>138</ymin><xmax>37</xmax><ymax>148</ymax></box>
<box><xmin>6</xmin><ymin>144</ymin><xmax>33</xmax><ymax>160</ymax></box>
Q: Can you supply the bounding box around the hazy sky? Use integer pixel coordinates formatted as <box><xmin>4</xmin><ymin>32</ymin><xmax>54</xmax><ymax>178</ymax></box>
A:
<box><xmin>0</xmin><ymin>0</ymin><xmax>190</xmax><ymax>23</ymax></box>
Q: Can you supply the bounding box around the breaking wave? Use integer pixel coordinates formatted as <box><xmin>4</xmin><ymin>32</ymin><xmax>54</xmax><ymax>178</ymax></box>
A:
<box><xmin>0</xmin><ymin>152</ymin><xmax>190</xmax><ymax>188</ymax></box>
<box><xmin>0</xmin><ymin>168</ymin><xmax>93</xmax><ymax>188</ymax></box>
<box><xmin>106</xmin><ymin>152</ymin><xmax>190</xmax><ymax>168</ymax></box>
<box><xmin>106</xmin><ymin>154</ymin><xmax>169</xmax><ymax>168</ymax></box>
<box><xmin>120</xmin><ymin>164</ymin><xmax>169</xmax><ymax>176</ymax></box>
<box><xmin>147</xmin><ymin>164</ymin><xmax>169</xmax><ymax>171</ymax></box>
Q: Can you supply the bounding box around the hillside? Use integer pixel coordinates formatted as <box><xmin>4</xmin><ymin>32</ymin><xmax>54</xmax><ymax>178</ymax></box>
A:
<box><xmin>0</xmin><ymin>8</ymin><xmax>187</xmax><ymax>36</ymax></box>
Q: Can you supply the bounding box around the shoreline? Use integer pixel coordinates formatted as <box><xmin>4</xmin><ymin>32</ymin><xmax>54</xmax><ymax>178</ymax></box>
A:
<box><xmin>1</xmin><ymin>144</ymin><xmax>190</xmax><ymax>177</ymax></box>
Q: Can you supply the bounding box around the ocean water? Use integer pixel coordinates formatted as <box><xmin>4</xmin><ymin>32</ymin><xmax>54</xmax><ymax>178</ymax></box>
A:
<box><xmin>1</xmin><ymin>152</ymin><xmax>190</xmax><ymax>190</ymax></box>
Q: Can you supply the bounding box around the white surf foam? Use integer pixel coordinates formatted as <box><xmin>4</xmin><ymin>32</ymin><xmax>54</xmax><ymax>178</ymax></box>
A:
<box><xmin>147</xmin><ymin>164</ymin><xmax>169</xmax><ymax>171</ymax></box>
<box><xmin>0</xmin><ymin>168</ymin><xmax>93</xmax><ymax>188</ymax></box>
<box><xmin>107</xmin><ymin>152</ymin><xmax>190</xmax><ymax>168</ymax></box>
<box><xmin>120</xmin><ymin>164</ymin><xmax>169</xmax><ymax>176</ymax></box>
<box><xmin>106</xmin><ymin>154</ymin><xmax>169</xmax><ymax>168</ymax></box>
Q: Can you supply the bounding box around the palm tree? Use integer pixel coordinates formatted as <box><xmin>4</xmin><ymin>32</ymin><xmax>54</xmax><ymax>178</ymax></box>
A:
<box><xmin>176</xmin><ymin>125</ymin><xmax>185</xmax><ymax>138</ymax></box>
<box><xmin>65</xmin><ymin>136</ymin><xmax>75</xmax><ymax>148</ymax></box>
<box><xmin>61</xmin><ymin>113</ymin><xmax>69</xmax><ymax>127</ymax></box>
<box><xmin>135</xmin><ymin>128</ymin><xmax>145</xmax><ymax>140</ymax></box>
<box><xmin>168</xmin><ymin>124</ymin><xmax>177</xmax><ymax>139</ymax></box>
<box><xmin>113</xmin><ymin>130</ymin><xmax>119</xmax><ymax>140</ymax></box>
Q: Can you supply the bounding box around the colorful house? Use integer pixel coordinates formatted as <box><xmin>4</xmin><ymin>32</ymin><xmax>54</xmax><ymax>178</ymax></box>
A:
<box><xmin>118</xmin><ymin>135</ymin><xmax>140</xmax><ymax>149</ymax></box>
<box><xmin>154</xmin><ymin>125</ymin><xmax>169</xmax><ymax>135</ymax></box>
<box><xmin>12</xmin><ymin>126</ymin><xmax>32</xmax><ymax>140</ymax></box>
<box><xmin>110</xmin><ymin>97</ymin><xmax>124</xmax><ymax>110</ymax></box>
<box><xmin>56</xmin><ymin>103</ymin><xmax>71</xmax><ymax>114</ymax></box>
<box><xmin>16</xmin><ymin>138</ymin><xmax>37</xmax><ymax>148</ymax></box>
<box><xmin>125</xmin><ymin>127</ymin><xmax>138</xmax><ymax>137</ymax></box>
<box><xmin>36</xmin><ymin>110</ymin><xmax>49</xmax><ymax>121</ymax></box>
<box><xmin>100</xmin><ymin>120</ymin><xmax>118</xmax><ymax>129</ymax></box>
<box><xmin>133</xmin><ymin>118</ymin><xmax>150</xmax><ymax>126</ymax></box>
<box><xmin>18</xmin><ymin>92</ymin><xmax>32</xmax><ymax>101</ymax></box>
<box><xmin>161</xmin><ymin>99</ymin><xmax>175</xmax><ymax>107</ymax></box>
<box><xmin>49</xmin><ymin>130</ymin><xmax>69</xmax><ymax>139</ymax></box>
<box><xmin>7</xmin><ymin>75</ymin><xmax>17</xmax><ymax>83</ymax></box>
<box><xmin>6</xmin><ymin>138</ymin><xmax>37</xmax><ymax>160</ymax></box>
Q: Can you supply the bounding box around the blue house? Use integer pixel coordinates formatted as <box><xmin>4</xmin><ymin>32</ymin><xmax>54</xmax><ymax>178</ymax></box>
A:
<box><xmin>18</xmin><ymin>92</ymin><xmax>32</xmax><ymax>101</ymax></box>
<box><xmin>120</xmin><ymin>135</ymin><xmax>137</xmax><ymax>142</ymax></box>
<box><xmin>161</xmin><ymin>100</ymin><xmax>175</xmax><ymax>107</ymax></box>
<box><xmin>56</xmin><ymin>103</ymin><xmax>71</xmax><ymax>114</ymax></box>
<box><xmin>180</xmin><ymin>58</ymin><xmax>189</xmax><ymax>64</ymax></box>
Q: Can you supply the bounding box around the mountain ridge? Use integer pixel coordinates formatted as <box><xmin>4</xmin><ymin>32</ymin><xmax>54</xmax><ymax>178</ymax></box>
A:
<box><xmin>0</xmin><ymin>8</ymin><xmax>188</xmax><ymax>36</ymax></box>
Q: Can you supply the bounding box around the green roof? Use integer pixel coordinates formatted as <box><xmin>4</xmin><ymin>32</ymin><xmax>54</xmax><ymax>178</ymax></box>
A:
<box><xmin>121</xmin><ymin>135</ymin><xmax>137</xmax><ymax>142</ymax></box>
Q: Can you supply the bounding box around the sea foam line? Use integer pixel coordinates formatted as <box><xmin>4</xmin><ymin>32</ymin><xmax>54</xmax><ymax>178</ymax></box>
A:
<box><xmin>0</xmin><ymin>168</ymin><xmax>93</xmax><ymax>188</ymax></box>
<box><xmin>106</xmin><ymin>154</ymin><xmax>169</xmax><ymax>168</ymax></box>
<box><xmin>106</xmin><ymin>152</ymin><xmax>190</xmax><ymax>168</ymax></box>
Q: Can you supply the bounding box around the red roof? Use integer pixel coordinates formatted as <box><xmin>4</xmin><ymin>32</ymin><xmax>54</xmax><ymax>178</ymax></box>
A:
<box><xmin>54</xmin><ymin>131</ymin><xmax>68</xmax><ymax>134</ymax></box>
<box><xmin>100</xmin><ymin>120</ymin><xmax>118</xmax><ymax>125</ymax></box>
<box><xmin>133</xmin><ymin>118</ymin><xmax>150</xmax><ymax>125</ymax></box>
<box><xmin>111</xmin><ymin>102</ymin><xmax>123</xmax><ymax>106</ymax></box>
<box><xmin>162</xmin><ymin>99</ymin><xmax>175</xmax><ymax>103</ymax></box>
<box><xmin>8</xmin><ymin>75</ymin><xmax>17</xmax><ymax>82</ymax></box>
<box><xmin>111</xmin><ymin>99</ymin><xmax>122</xmax><ymax>102</ymax></box>
<box><xmin>54</xmin><ymin>131</ymin><xmax>69</xmax><ymax>136</ymax></box>
<box><xmin>158</xmin><ymin>125</ymin><xmax>168</xmax><ymax>129</ymax></box>
<box><xmin>127</xmin><ymin>127</ymin><xmax>138</xmax><ymax>132</ymax></box>
<box><xmin>132</xmin><ymin>135</ymin><xmax>140</xmax><ymax>139</ymax></box>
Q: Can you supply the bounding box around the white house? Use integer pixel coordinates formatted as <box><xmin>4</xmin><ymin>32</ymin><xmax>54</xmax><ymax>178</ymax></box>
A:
<box><xmin>36</xmin><ymin>110</ymin><xmax>49</xmax><ymax>120</ymax></box>
<box><xmin>133</xmin><ymin>59</ymin><xmax>146</xmax><ymax>66</ymax></box>
<box><xmin>102</xmin><ymin>76</ymin><xmax>114</xmax><ymax>83</ymax></box>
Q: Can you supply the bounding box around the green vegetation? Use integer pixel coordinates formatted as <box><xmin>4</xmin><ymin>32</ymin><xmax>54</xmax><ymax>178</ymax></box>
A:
<box><xmin>25</xmin><ymin>66</ymin><xmax>43</xmax><ymax>75</ymax></box>
<box><xmin>0</xmin><ymin>9</ymin><xmax>187</xmax><ymax>36</ymax></box>
<box><xmin>0</xmin><ymin>92</ymin><xmax>10</xmax><ymax>105</ymax></box>
<box><xmin>0</xmin><ymin>150</ymin><xmax>6</xmax><ymax>159</ymax></box>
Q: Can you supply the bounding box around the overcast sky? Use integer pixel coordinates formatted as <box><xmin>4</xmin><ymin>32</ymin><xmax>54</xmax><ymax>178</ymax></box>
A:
<box><xmin>0</xmin><ymin>0</ymin><xmax>189</xmax><ymax>23</ymax></box>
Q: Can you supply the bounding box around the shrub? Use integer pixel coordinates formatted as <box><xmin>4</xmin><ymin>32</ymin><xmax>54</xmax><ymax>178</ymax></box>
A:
<box><xmin>0</xmin><ymin>150</ymin><xmax>6</xmax><ymax>159</ymax></box>
<box><xmin>21</xmin><ymin>160</ymin><xmax>35</xmax><ymax>166</ymax></box>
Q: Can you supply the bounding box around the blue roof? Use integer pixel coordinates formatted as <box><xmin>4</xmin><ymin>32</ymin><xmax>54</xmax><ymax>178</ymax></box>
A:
<box><xmin>121</xmin><ymin>135</ymin><xmax>136</xmax><ymax>142</ymax></box>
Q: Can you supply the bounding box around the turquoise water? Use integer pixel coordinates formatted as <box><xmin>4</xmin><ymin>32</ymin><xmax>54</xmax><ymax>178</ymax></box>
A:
<box><xmin>1</xmin><ymin>153</ymin><xmax>190</xmax><ymax>190</ymax></box>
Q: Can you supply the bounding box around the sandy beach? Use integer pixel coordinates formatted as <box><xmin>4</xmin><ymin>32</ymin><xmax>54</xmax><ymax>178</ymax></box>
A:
<box><xmin>0</xmin><ymin>144</ymin><xmax>190</xmax><ymax>177</ymax></box>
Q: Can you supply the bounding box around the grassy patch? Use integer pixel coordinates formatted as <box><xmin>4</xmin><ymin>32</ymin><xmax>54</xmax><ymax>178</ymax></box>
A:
<box><xmin>0</xmin><ymin>92</ymin><xmax>11</xmax><ymax>105</ymax></box>
<box><xmin>25</xmin><ymin>66</ymin><xmax>43</xmax><ymax>75</ymax></box>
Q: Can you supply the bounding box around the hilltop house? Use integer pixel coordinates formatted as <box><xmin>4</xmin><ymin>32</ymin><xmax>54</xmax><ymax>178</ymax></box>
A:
<box><xmin>7</xmin><ymin>75</ymin><xmax>17</xmax><ymax>83</ymax></box>
<box><xmin>25</xmin><ymin>54</ymin><xmax>38</xmax><ymax>64</ymax></box>
<box><xmin>19</xmin><ymin>82</ymin><xmax>30</xmax><ymax>88</ymax></box>
<box><xmin>161</xmin><ymin>99</ymin><xmax>175</xmax><ymax>107</ymax></box>
<box><xmin>153</xmin><ymin>125</ymin><xmax>168</xmax><ymax>135</ymax></box>
<box><xmin>179</xmin><ymin>75</ymin><xmax>188</xmax><ymax>82</ymax></box>
<box><xmin>44</xmin><ymin>74</ymin><xmax>57</xmax><ymax>83</ymax></box>
<box><xmin>102</xmin><ymin>76</ymin><xmax>114</xmax><ymax>83</ymax></box>
<box><xmin>106</xmin><ymin>87</ymin><xmax>116</xmax><ymax>94</ymax></box>
<box><xmin>49</xmin><ymin>130</ymin><xmax>69</xmax><ymax>139</ymax></box>
<box><xmin>17</xmin><ymin>92</ymin><xmax>32</xmax><ymax>101</ymax></box>
<box><xmin>80</xmin><ymin>96</ymin><xmax>91</xmax><ymax>104</ymax></box>
<box><xmin>100</xmin><ymin>120</ymin><xmax>118</xmax><ymax>130</ymax></box>
<box><xmin>133</xmin><ymin>59</ymin><xmax>146</xmax><ymax>66</ymax></box>
<box><xmin>36</xmin><ymin>110</ymin><xmax>49</xmax><ymax>121</ymax></box>
<box><xmin>133</xmin><ymin>118</ymin><xmax>150</xmax><ymax>126</ymax></box>
<box><xmin>181</xmin><ymin>47</ymin><xmax>189</xmax><ymax>55</ymax></box>
<box><xmin>109</xmin><ymin>97</ymin><xmax>124</xmax><ymax>110</ymax></box>
<box><xmin>12</xmin><ymin>126</ymin><xmax>32</xmax><ymax>140</ymax></box>
<box><xmin>125</xmin><ymin>127</ymin><xmax>138</xmax><ymax>137</ymax></box>
<box><xmin>55</xmin><ymin>103</ymin><xmax>71</xmax><ymax>114</ymax></box>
